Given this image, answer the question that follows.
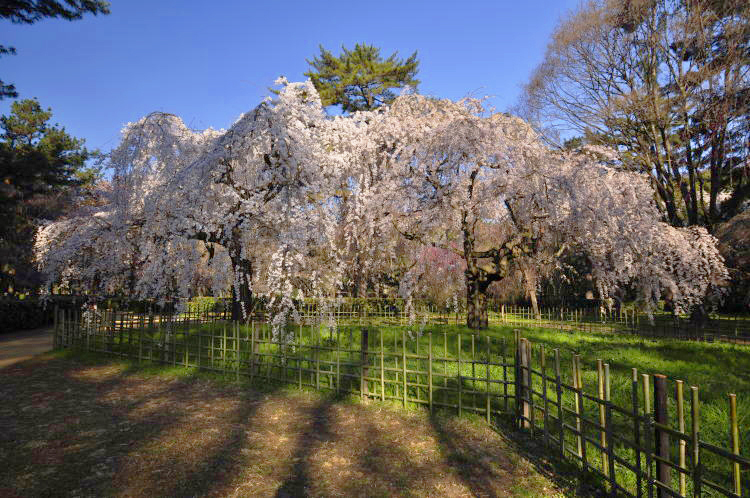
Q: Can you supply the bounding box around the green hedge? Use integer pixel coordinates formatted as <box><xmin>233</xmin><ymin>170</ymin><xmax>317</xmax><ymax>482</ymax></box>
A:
<box><xmin>0</xmin><ymin>299</ymin><xmax>53</xmax><ymax>333</ymax></box>
<box><xmin>0</xmin><ymin>296</ymin><xmax>90</xmax><ymax>334</ymax></box>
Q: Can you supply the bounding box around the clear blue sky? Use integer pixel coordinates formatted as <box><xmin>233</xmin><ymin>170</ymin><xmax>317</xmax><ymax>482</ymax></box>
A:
<box><xmin>1</xmin><ymin>0</ymin><xmax>579</xmax><ymax>154</ymax></box>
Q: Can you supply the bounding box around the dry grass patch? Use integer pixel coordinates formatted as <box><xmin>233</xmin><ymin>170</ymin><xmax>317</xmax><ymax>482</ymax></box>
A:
<box><xmin>0</xmin><ymin>352</ymin><xmax>578</xmax><ymax>497</ymax></box>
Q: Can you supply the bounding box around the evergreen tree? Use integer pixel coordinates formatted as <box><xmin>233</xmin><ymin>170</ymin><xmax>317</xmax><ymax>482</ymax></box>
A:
<box><xmin>0</xmin><ymin>99</ymin><xmax>97</xmax><ymax>294</ymax></box>
<box><xmin>305</xmin><ymin>43</ymin><xmax>419</xmax><ymax>112</ymax></box>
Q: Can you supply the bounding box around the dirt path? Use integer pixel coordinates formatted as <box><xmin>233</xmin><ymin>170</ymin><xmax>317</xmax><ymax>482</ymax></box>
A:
<box><xmin>0</xmin><ymin>353</ymin><xmax>582</xmax><ymax>498</ymax></box>
<box><xmin>0</xmin><ymin>326</ymin><xmax>53</xmax><ymax>370</ymax></box>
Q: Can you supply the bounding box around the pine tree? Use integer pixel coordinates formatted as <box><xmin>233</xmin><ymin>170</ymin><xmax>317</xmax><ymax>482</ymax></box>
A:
<box><xmin>0</xmin><ymin>99</ymin><xmax>97</xmax><ymax>294</ymax></box>
<box><xmin>305</xmin><ymin>43</ymin><xmax>419</xmax><ymax>112</ymax></box>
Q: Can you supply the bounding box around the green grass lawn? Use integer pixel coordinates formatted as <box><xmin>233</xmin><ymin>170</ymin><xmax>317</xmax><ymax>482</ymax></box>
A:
<box><xmin>58</xmin><ymin>315</ymin><xmax>750</xmax><ymax>497</ymax></box>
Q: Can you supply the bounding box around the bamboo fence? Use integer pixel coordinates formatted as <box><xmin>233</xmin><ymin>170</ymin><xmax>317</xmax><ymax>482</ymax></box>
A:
<box><xmin>53</xmin><ymin>307</ymin><xmax>749</xmax><ymax>497</ymax></box>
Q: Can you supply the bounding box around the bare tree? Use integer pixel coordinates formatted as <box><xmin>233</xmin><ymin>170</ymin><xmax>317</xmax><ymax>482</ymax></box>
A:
<box><xmin>523</xmin><ymin>0</ymin><xmax>750</xmax><ymax>229</ymax></box>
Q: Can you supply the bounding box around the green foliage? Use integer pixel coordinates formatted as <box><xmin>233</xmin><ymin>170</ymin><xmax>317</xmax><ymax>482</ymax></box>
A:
<box><xmin>186</xmin><ymin>296</ymin><xmax>224</xmax><ymax>314</ymax></box>
<box><xmin>0</xmin><ymin>0</ymin><xmax>110</xmax><ymax>99</ymax></box>
<box><xmin>304</xmin><ymin>43</ymin><xmax>419</xmax><ymax>113</ymax></box>
<box><xmin>0</xmin><ymin>99</ymin><xmax>97</xmax><ymax>294</ymax></box>
<box><xmin>0</xmin><ymin>297</ymin><xmax>54</xmax><ymax>332</ymax></box>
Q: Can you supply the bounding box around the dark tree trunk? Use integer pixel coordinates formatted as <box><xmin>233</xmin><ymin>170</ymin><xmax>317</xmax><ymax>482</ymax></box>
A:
<box><xmin>229</xmin><ymin>249</ymin><xmax>253</xmax><ymax>322</ymax></box>
<box><xmin>522</xmin><ymin>267</ymin><xmax>541</xmax><ymax>320</ymax></box>
<box><xmin>689</xmin><ymin>304</ymin><xmax>709</xmax><ymax>326</ymax></box>
<box><xmin>466</xmin><ymin>278</ymin><xmax>489</xmax><ymax>329</ymax></box>
<box><xmin>529</xmin><ymin>289</ymin><xmax>540</xmax><ymax>320</ymax></box>
<box><xmin>663</xmin><ymin>290</ymin><xmax>675</xmax><ymax>315</ymax></box>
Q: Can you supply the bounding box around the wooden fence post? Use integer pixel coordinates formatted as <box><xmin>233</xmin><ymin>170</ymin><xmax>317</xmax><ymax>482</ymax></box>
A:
<box><xmin>514</xmin><ymin>330</ymin><xmax>521</xmax><ymax>427</ymax></box>
<box><xmin>631</xmin><ymin>369</ymin><xmax>643</xmax><ymax>498</ymax></box>
<box><xmin>361</xmin><ymin>327</ymin><xmax>369</xmax><ymax>400</ymax></box>
<box><xmin>541</xmin><ymin>344</ymin><xmax>549</xmax><ymax>447</ymax></box>
<box><xmin>381</xmin><ymin>330</ymin><xmax>385</xmax><ymax>402</ymax></box>
<box><xmin>573</xmin><ymin>355</ymin><xmax>584</xmax><ymax>460</ymax></box>
<box><xmin>402</xmin><ymin>329</ymin><xmax>407</xmax><ymax>407</ymax></box>
<box><xmin>485</xmin><ymin>335</ymin><xmax>490</xmax><ymax>424</ymax></box>
<box><xmin>730</xmin><ymin>393</ymin><xmax>741</xmax><ymax>497</ymax></box>
<box><xmin>53</xmin><ymin>304</ymin><xmax>59</xmax><ymax>349</ymax></box>
<box><xmin>429</xmin><ymin>332</ymin><xmax>433</xmax><ymax>413</ymax></box>
<box><xmin>597</xmin><ymin>359</ymin><xmax>609</xmax><ymax>479</ymax></box>
<box><xmin>653</xmin><ymin>374</ymin><xmax>671</xmax><ymax>497</ymax></box>
<box><xmin>519</xmin><ymin>338</ymin><xmax>531</xmax><ymax>429</ymax></box>
<box><xmin>690</xmin><ymin>386</ymin><xmax>702</xmax><ymax>496</ymax></box>
<box><xmin>675</xmin><ymin>380</ymin><xmax>686</xmax><ymax>497</ymax></box>
<box><xmin>458</xmin><ymin>333</ymin><xmax>463</xmax><ymax>416</ymax></box>
<box><xmin>526</xmin><ymin>340</ymin><xmax>534</xmax><ymax>435</ymax></box>
<box><xmin>555</xmin><ymin>349</ymin><xmax>564</xmax><ymax>458</ymax></box>
<box><xmin>604</xmin><ymin>363</ymin><xmax>616</xmax><ymax>491</ymax></box>
<box><xmin>576</xmin><ymin>355</ymin><xmax>588</xmax><ymax>470</ymax></box>
<box><xmin>315</xmin><ymin>324</ymin><xmax>320</xmax><ymax>391</ymax></box>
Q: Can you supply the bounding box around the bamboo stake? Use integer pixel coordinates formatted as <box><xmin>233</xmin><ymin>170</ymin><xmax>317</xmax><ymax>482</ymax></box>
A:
<box><xmin>730</xmin><ymin>393</ymin><xmax>741</xmax><ymax>496</ymax></box>
<box><xmin>573</xmin><ymin>354</ymin><xmax>583</xmax><ymax>459</ymax></box>
<box><xmin>315</xmin><ymin>324</ymin><xmax>320</xmax><ymax>391</ymax></box>
<box><xmin>597</xmin><ymin>359</ymin><xmax>609</xmax><ymax>478</ymax></box>
<box><xmin>53</xmin><ymin>305</ymin><xmax>59</xmax><ymax>349</ymax></box>
<box><xmin>690</xmin><ymin>386</ymin><xmax>701</xmax><ymax>496</ymax></box>
<box><xmin>444</xmin><ymin>331</ymin><xmax>448</xmax><ymax>394</ymax></box>
<box><xmin>675</xmin><ymin>380</ymin><xmax>686</xmax><ymax>497</ymax></box>
<box><xmin>486</xmin><ymin>335</ymin><xmax>490</xmax><ymax>424</ymax></box>
<box><xmin>458</xmin><ymin>333</ymin><xmax>463</xmax><ymax>416</ymax></box>
<box><xmin>576</xmin><ymin>355</ymin><xmax>588</xmax><ymax>470</ymax></box>
<box><xmin>555</xmin><ymin>349</ymin><xmax>564</xmax><ymax>458</ymax></box>
<box><xmin>382</xmin><ymin>330</ymin><xmax>386</xmax><ymax>402</ymax></box>
<box><xmin>402</xmin><ymin>329</ymin><xmax>407</xmax><ymax>407</ymax></box>
<box><xmin>527</xmin><ymin>340</ymin><xmax>534</xmax><ymax>436</ymax></box>
<box><xmin>223</xmin><ymin>322</ymin><xmax>229</xmax><ymax>376</ymax></box>
<box><xmin>542</xmin><ymin>344</ymin><xmax>549</xmax><ymax>447</ymax></box>
<box><xmin>653</xmin><ymin>374</ymin><xmax>670</xmax><ymax>497</ymax></box>
<box><xmin>642</xmin><ymin>374</ymin><xmax>653</xmax><ymax>498</ymax></box>
<box><xmin>429</xmin><ymin>332</ymin><xmax>433</xmax><ymax>413</ymax></box>
<box><xmin>471</xmin><ymin>334</ymin><xmax>475</xmax><ymax>384</ymax></box>
<box><xmin>605</xmin><ymin>363</ymin><xmax>615</xmax><ymax>491</ymax></box>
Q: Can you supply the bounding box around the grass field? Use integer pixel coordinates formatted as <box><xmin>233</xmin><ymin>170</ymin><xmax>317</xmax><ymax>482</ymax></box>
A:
<box><xmin>56</xmin><ymin>314</ymin><xmax>750</xmax><ymax>496</ymax></box>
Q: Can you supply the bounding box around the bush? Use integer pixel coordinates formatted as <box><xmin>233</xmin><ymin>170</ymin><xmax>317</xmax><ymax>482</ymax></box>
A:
<box><xmin>0</xmin><ymin>298</ymin><xmax>53</xmax><ymax>333</ymax></box>
<box><xmin>0</xmin><ymin>296</ymin><xmax>92</xmax><ymax>334</ymax></box>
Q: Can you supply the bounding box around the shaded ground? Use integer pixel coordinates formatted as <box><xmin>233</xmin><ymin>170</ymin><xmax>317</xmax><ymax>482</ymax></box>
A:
<box><xmin>0</xmin><ymin>326</ymin><xmax>53</xmax><ymax>369</ymax></box>
<box><xmin>0</xmin><ymin>352</ymin><xmax>584</xmax><ymax>498</ymax></box>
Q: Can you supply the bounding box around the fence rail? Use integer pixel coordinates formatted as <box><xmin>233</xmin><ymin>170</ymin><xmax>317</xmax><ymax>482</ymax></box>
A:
<box><xmin>54</xmin><ymin>308</ymin><xmax>749</xmax><ymax>497</ymax></box>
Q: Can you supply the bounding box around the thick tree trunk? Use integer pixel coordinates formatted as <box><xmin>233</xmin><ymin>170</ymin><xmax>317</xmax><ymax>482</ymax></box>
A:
<box><xmin>231</xmin><ymin>277</ymin><xmax>252</xmax><ymax>322</ymax></box>
<box><xmin>229</xmin><ymin>251</ymin><xmax>253</xmax><ymax>322</ymax></box>
<box><xmin>529</xmin><ymin>288</ymin><xmax>540</xmax><ymax>321</ymax></box>
<box><xmin>466</xmin><ymin>278</ymin><xmax>488</xmax><ymax>329</ymax></box>
<box><xmin>689</xmin><ymin>304</ymin><xmax>709</xmax><ymax>326</ymax></box>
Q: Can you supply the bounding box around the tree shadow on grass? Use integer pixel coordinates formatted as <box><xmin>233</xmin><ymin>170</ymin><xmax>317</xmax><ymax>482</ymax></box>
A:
<box><xmin>428</xmin><ymin>412</ymin><xmax>605</xmax><ymax>498</ymax></box>
<box><xmin>273</xmin><ymin>398</ymin><xmax>336</xmax><ymax>497</ymax></box>
<box><xmin>2</xmin><ymin>348</ymin><xmax>609</xmax><ymax>497</ymax></box>
<box><xmin>0</xmin><ymin>352</ymin><xmax>282</xmax><ymax>498</ymax></box>
<box><xmin>273</xmin><ymin>359</ymin><xmax>365</xmax><ymax>497</ymax></box>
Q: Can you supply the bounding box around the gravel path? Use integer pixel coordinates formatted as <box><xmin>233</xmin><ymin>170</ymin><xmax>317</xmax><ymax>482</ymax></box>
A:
<box><xmin>0</xmin><ymin>327</ymin><xmax>53</xmax><ymax>370</ymax></box>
